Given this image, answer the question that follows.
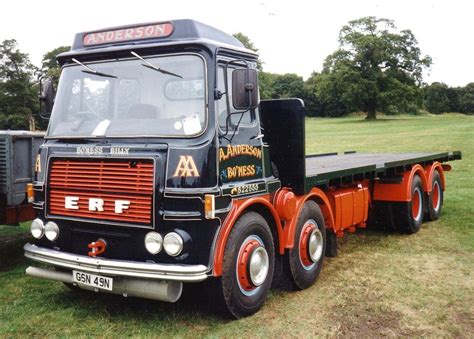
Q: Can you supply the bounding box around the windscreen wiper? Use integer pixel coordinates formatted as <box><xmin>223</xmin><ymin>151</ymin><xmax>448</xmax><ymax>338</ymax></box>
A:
<box><xmin>131</xmin><ymin>51</ymin><xmax>183</xmax><ymax>79</ymax></box>
<box><xmin>72</xmin><ymin>58</ymin><xmax>117</xmax><ymax>79</ymax></box>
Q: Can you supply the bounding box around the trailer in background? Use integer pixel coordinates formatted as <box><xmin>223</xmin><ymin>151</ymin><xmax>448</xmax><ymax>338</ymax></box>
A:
<box><xmin>0</xmin><ymin>131</ymin><xmax>44</xmax><ymax>225</ymax></box>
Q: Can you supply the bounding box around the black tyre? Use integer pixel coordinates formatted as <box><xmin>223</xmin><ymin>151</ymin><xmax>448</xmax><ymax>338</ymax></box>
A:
<box><xmin>426</xmin><ymin>171</ymin><xmax>443</xmax><ymax>221</ymax></box>
<box><xmin>395</xmin><ymin>175</ymin><xmax>425</xmax><ymax>234</ymax></box>
<box><xmin>325</xmin><ymin>229</ymin><xmax>338</xmax><ymax>257</ymax></box>
<box><xmin>285</xmin><ymin>201</ymin><xmax>326</xmax><ymax>290</ymax></box>
<box><xmin>368</xmin><ymin>201</ymin><xmax>398</xmax><ymax>232</ymax></box>
<box><xmin>218</xmin><ymin>212</ymin><xmax>275</xmax><ymax>318</ymax></box>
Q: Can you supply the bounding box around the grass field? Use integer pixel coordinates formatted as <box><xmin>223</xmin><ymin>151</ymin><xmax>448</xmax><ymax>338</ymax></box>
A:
<box><xmin>0</xmin><ymin>114</ymin><xmax>472</xmax><ymax>337</ymax></box>
<box><xmin>0</xmin><ymin>222</ymin><xmax>30</xmax><ymax>237</ymax></box>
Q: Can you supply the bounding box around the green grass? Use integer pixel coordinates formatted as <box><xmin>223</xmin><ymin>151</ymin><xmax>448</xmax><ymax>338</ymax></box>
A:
<box><xmin>0</xmin><ymin>222</ymin><xmax>31</xmax><ymax>237</ymax></box>
<box><xmin>0</xmin><ymin>114</ymin><xmax>473</xmax><ymax>336</ymax></box>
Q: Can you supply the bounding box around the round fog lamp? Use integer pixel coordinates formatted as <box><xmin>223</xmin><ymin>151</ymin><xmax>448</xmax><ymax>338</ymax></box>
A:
<box><xmin>163</xmin><ymin>232</ymin><xmax>184</xmax><ymax>257</ymax></box>
<box><xmin>30</xmin><ymin>218</ymin><xmax>45</xmax><ymax>239</ymax></box>
<box><xmin>44</xmin><ymin>221</ymin><xmax>60</xmax><ymax>241</ymax></box>
<box><xmin>144</xmin><ymin>232</ymin><xmax>163</xmax><ymax>254</ymax></box>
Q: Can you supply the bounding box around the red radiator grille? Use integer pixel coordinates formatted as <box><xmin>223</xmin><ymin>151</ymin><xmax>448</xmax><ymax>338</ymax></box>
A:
<box><xmin>48</xmin><ymin>159</ymin><xmax>154</xmax><ymax>225</ymax></box>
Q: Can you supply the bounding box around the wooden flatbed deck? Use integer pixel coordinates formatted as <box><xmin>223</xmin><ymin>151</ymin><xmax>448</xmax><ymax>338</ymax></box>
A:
<box><xmin>305</xmin><ymin>151</ymin><xmax>462</xmax><ymax>189</ymax></box>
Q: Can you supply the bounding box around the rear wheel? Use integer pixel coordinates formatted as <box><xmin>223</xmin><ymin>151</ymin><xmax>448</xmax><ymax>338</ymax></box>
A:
<box><xmin>396</xmin><ymin>175</ymin><xmax>425</xmax><ymax>234</ymax></box>
<box><xmin>426</xmin><ymin>171</ymin><xmax>443</xmax><ymax>221</ymax></box>
<box><xmin>285</xmin><ymin>201</ymin><xmax>326</xmax><ymax>290</ymax></box>
<box><xmin>217</xmin><ymin>212</ymin><xmax>275</xmax><ymax>318</ymax></box>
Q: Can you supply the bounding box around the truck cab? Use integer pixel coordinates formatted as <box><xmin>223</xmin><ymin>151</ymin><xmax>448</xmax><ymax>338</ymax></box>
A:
<box><xmin>26</xmin><ymin>20</ymin><xmax>280</xmax><ymax>315</ymax></box>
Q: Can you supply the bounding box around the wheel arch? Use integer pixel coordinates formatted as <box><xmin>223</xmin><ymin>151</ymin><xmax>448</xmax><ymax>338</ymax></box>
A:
<box><xmin>212</xmin><ymin>195</ymin><xmax>284</xmax><ymax>277</ymax></box>
<box><xmin>284</xmin><ymin>187</ymin><xmax>336</xmax><ymax>250</ymax></box>
<box><xmin>425</xmin><ymin>162</ymin><xmax>446</xmax><ymax>191</ymax></box>
<box><xmin>411</xmin><ymin>164</ymin><xmax>430</xmax><ymax>194</ymax></box>
<box><xmin>374</xmin><ymin>164</ymin><xmax>430</xmax><ymax>202</ymax></box>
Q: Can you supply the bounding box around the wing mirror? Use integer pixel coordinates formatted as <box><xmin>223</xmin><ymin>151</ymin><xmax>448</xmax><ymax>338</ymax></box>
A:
<box><xmin>39</xmin><ymin>77</ymin><xmax>55</xmax><ymax>118</ymax></box>
<box><xmin>232</xmin><ymin>68</ymin><xmax>258</xmax><ymax>110</ymax></box>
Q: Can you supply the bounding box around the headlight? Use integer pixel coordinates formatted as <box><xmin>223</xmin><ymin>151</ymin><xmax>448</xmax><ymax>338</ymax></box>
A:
<box><xmin>163</xmin><ymin>232</ymin><xmax>184</xmax><ymax>257</ymax></box>
<box><xmin>30</xmin><ymin>218</ymin><xmax>44</xmax><ymax>239</ymax></box>
<box><xmin>144</xmin><ymin>232</ymin><xmax>163</xmax><ymax>254</ymax></box>
<box><xmin>44</xmin><ymin>221</ymin><xmax>59</xmax><ymax>241</ymax></box>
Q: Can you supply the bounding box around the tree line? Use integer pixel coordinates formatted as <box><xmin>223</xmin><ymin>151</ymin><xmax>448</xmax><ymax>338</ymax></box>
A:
<box><xmin>235</xmin><ymin>17</ymin><xmax>473</xmax><ymax>118</ymax></box>
<box><xmin>424</xmin><ymin>82</ymin><xmax>474</xmax><ymax>114</ymax></box>
<box><xmin>0</xmin><ymin>17</ymin><xmax>472</xmax><ymax>131</ymax></box>
<box><xmin>0</xmin><ymin>41</ymin><xmax>68</xmax><ymax>130</ymax></box>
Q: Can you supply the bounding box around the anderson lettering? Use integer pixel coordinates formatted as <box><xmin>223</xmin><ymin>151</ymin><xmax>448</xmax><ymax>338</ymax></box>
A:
<box><xmin>83</xmin><ymin>23</ymin><xmax>173</xmax><ymax>46</ymax></box>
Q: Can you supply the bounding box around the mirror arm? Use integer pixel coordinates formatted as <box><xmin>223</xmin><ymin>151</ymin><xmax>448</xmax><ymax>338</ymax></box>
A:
<box><xmin>219</xmin><ymin>59</ymin><xmax>251</xmax><ymax>139</ymax></box>
<box><xmin>218</xmin><ymin>60</ymin><xmax>259</xmax><ymax>141</ymax></box>
<box><xmin>214</xmin><ymin>89</ymin><xmax>225</xmax><ymax>100</ymax></box>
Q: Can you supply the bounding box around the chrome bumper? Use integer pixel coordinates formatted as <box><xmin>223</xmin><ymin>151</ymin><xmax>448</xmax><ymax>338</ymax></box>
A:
<box><xmin>24</xmin><ymin>243</ymin><xmax>209</xmax><ymax>282</ymax></box>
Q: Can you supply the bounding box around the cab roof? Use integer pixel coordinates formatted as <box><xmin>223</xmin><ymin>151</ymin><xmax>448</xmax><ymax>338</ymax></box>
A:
<box><xmin>57</xmin><ymin>19</ymin><xmax>257</xmax><ymax>63</ymax></box>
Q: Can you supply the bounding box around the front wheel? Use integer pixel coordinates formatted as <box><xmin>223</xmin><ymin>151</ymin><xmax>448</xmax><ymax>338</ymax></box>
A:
<box><xmin>285</xmin><ymin>200</ymin><xmax>326</xmax><ymax>290</ymax></box>
<box><xmin>218</xmin><ymin>212</ymin><xmax>275</xmax><ymax>318</ymax></box>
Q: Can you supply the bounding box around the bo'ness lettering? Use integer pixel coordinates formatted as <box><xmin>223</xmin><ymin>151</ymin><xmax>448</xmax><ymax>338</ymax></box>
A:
<box><xmin>219</xmin><ymin>144</ymin><xmax>263</xmax><ymax>180</ymax></box>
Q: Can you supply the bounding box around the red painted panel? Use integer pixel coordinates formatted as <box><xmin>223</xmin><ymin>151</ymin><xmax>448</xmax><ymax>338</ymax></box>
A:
<box><xmin>326</xmin><ymin>186</ymin><xmax>369</xmax><ymax>232</ymax></box>
<box><xmin>48</xmin><ymin>159</ymin><xmax>154</xmax><ymax>224</ymax></box>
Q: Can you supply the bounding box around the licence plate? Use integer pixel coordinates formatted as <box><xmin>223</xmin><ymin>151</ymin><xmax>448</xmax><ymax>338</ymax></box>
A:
<box><xmin>73</xmin><ymin>270</ymin><xmax>113</xmax><ymax>291</ymax></box>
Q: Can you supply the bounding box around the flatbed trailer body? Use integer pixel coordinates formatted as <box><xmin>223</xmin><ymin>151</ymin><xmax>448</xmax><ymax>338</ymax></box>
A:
<box><xmin>305</xmin><ymin>151</ymin><xmax>461</xmax><ymax>189</ymax></box>
<box><xmin>23</xmin><ymin>20</ymin><xmax>462</xmax><ymax>319</ymax></box>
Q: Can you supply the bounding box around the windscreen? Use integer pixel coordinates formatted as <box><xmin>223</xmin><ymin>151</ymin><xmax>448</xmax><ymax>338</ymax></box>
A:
<box><xmin>47</xmin><ymin>54</ymin><xmax>206</xmax><ymax>138</ymax></box>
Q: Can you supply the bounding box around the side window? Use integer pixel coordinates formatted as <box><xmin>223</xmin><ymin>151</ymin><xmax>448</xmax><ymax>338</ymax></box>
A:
<box><xmin>216</xmin><ymin>65</ymin><xmax>253</xmax><ymax>129</ymax></box>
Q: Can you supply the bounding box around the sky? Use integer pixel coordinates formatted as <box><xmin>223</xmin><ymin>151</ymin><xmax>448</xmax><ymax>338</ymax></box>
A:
<box><xmin>1</xmin><ymin>0</ymin><xmax>472</xmax><ymax>86</ymax></box>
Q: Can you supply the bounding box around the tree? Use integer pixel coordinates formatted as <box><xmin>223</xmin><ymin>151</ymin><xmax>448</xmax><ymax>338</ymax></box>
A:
<box><xmin>304</xmin><ymin>71</ymin><xmax>353</xmax><ymax>117</ymax></box>
<box><xmin>303</xmin><ymin>72</ymin><xmax>323</xmax><ymax>116</ymax></box>
<box><xmin>424</xmin><ymin>82</ymin><xmax>451</xmax><ymax>114</ymax></box>
<box><xmin>41</xmin><ymin>46</ymin><xmax>70</xmax><ymax>88</ymax></box>
<box><xmin>258</xmin><ymin>71</ymin><xmax>276</xmax><ymax>99</ymax></box>
<box><xmin>321</xmin><ymin>17</ymin><xmax>432</xmax><ymax>119</ymax></box>
<box><xmin>0</xmin><ymin>39</ymin><xmax>39</xmax><ymax>130</ymax></box>
<box><xmin>445</xmin><ymin>87</ymin><xmax>460</xmax><ymax>112</ymax></box>
<box><xmin>232</xmin><ymin>33</ymin><xmax>262</xmax><ymax>71</ymax></box>
<box><xmin>272</xmin><ymin>73</ymin><xmax>305</xmax><ymax>99</ymax></box>
<box><xmin>233</xmin><ymin>32</ymin><xmax>270</xmax><ymax>98</ymax></box>
<box><xmin>458</xmin><ymin>83</ymin><xmax>474</xmax><ymax>114</ymax></box>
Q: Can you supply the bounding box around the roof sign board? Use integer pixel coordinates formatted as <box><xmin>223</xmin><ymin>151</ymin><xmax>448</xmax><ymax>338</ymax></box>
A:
<box><xmin>83</xmin><ymin>22</ymin><xmax>174</xmax><ymax>46</ymax></box>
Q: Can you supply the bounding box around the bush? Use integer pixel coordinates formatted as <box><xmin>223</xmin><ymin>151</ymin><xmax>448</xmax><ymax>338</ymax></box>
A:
<box><xmin>406</xmin><ymin>103</ymin><xmax>421</xmax><ymax>115</ymax></box>
<box><xmin>385</xmin><ymin>105</ymin><xmax>399</xmax><ymax>115</ymax></box>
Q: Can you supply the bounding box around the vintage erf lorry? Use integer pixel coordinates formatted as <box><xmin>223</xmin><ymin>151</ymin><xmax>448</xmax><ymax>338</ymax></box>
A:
<box><xmin>24</xmin><ymin>19</ymin><xmax>461</xmax><ymax>318</ymax></box>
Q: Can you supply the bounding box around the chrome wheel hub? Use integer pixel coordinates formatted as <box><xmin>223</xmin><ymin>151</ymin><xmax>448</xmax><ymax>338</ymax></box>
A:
<box><xmin>308</xmin><ymin>228</ymin><xmax>323</xmax><ymax>263</ymax></box>
<box><xmin>299</xmin><ymin>219</ymin><xmax>323</xmax><ymax>270</ymax></box>
<box><xmin>249</xmin><ymin>246</ymin><xmax>269</xmax><ymax>287</ymax></box>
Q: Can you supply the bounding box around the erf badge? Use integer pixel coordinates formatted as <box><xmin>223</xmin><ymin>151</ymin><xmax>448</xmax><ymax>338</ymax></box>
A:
<box><xmin>173</xmin><ymin>156</ymin><xmax>200</xmax><ymax>177</ymax></box>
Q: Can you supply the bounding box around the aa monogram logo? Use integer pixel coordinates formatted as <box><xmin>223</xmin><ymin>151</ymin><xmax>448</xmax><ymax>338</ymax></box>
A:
<box><xmin>173</xmin><ymin>156</ymin><xmax>200</xmax><ymax>177</ymax></box>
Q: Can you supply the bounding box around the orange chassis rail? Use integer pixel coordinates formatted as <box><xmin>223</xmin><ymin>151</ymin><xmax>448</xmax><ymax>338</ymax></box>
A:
<box><xmin>212</xmin><ymin>163</ymin><xmax>448</xmax><ymax>277</ymax></box>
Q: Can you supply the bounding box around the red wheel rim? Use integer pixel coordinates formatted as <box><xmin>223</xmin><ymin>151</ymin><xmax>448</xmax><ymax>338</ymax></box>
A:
<box><xmin>237</xmin><ymin>239</ymin><xmax>259</xmax><ymax>292</ymax></box>
<box><xmin>299</xmin><ymin>220</ymin><xmax>320</xmax><ymax>269</ymax></box>
<box><xmin>432</xmin><ymin>181</ymin><xmax>440</xmax><ymax>211</ymax></box>
<box><xmin>412</xmin><ymin>187</ymin><xmax>422</xmax><ymax>220</ymax></box>
<box><xmin>300</xmin><ymin>223</ymin><xmax>315</xmax><ymax>267</ymax></box>
<box><xmin>236</xmin><ymin>236</ymin><xmax>269</xmax><ymax>295</ymax></box>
